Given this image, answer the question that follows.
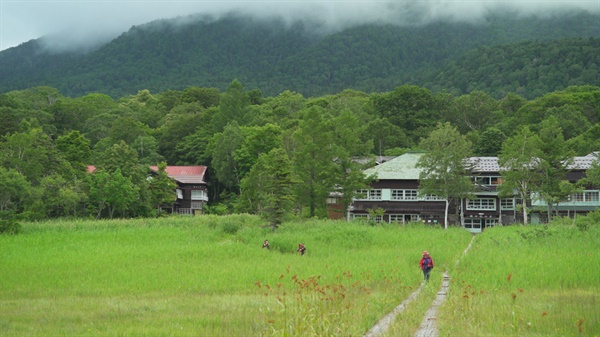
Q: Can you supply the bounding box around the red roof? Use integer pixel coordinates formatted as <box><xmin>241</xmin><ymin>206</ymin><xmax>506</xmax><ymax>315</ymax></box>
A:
<box><xmin>88</xmin><ymin>165</ymin><xmax>207</xmax><ymax>184</ymax></box>
<box><xmin>150</xmin><ymin>166</ymin><xmax>207</xmax><ymax>184</ymax></box>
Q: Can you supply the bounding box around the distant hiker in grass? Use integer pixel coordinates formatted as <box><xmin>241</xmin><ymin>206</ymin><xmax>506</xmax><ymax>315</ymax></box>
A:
<box><xmin>420</xmin><ymin>251</ymin><xmax>434</xmax><ymax>281</ymax></box>
<box><xmin>262</xmin><ymin>239</ymin><xmax>270</xmax><ymax>249</ymax></box>
<box><xmin>297</xmin><ymin>243</ymin><xmax>306</xmax><ymax>255</ymax></box>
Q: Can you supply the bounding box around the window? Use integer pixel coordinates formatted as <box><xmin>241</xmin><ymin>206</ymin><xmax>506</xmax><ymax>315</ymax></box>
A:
<box><xmin>326</xmin><ymin>197</ymin><xmax>338</xmax><ymax>205</ymax></box>
<box><xmin>467</xmin><ymin>198</ymin><xmax>496</xmax><ymax>210</ymax></box>
<box><xmin>464</xmin><ymin>219</ymin><xmax>481</xmax><ymax>229</ymax></box>
<box><xmin>473</xmin><ymin>176</ymin><xmax>503</xmax><ymax>186</ymax></box>
<box><xmin>356</xmin><ymin>189</ymin><xmax>382</xmax><ymax>200</ymax></box>
<box><xmin>176</xmin><ymin>189</ymin><xmax>183</xmax><ymax>199</ymax></box>
<box><xmin>391</xmin><ymin>189</ymin><xmax>418</xmax><ymax>201</ymax></box>
<box><xmin>587</xmin><ymin>191</ymin><xmax>599</xmax><ymax>202</ymax></box>
<box><xmin>419</xmin><ymin>194</ymin><xmax>445</xmax><ymax>201</ymax></box>
<box><xmin>191</xmin><ymin>201</ymin><xmax>203</xmax><ymax>209</ymax></box>
<box><xmin>569</xmin><ymin>190</ymin><xmax>600</xmax><ymax>203</ymax></box>
<box><xmin>500</xmin><ymin>198</ymin><xmax>515</xmax><ymax>210</ymax></box>
<box><xmin>485</xmin><ymin>219</ymin><xmax>499</xmax><ymax>227</ymax></box>
<box><xmin>352</xmin><ymin>214</ymin><xmax>369</xmax><ymax>220</ymax></box>
<box><xmin>389</xmin><ymin>214</ymin><xmax>420</xmax><ymax>224</ymax></box>
<box><xmin>191</xmin><ymin>190</ymin><xmax>206</xmax><ymax>201</ymax></box>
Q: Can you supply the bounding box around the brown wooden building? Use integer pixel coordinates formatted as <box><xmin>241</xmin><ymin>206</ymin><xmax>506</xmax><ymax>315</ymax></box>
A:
<box><xmin>346</xmin><ymin>152</ymin><xmax>599</xmax><ymax>232</ymax></box>
<box><xmin>150</xmin><ymin>166</ymin><xmax>209</xmax><ymax>215</ymax></box>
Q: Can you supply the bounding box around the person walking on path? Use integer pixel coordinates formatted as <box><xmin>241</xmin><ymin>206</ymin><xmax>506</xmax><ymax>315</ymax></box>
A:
<box><xmin>419</xmin><ymin>251</ymin><xmax>434</xmax><ymax>281</ymax></box>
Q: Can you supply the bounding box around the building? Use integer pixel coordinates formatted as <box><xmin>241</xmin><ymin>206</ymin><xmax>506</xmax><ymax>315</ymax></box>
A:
<box><xmin>347</xmin><ymin>152</ymin><xmax>599</xmax><ymax>232</ymax></box>
<box><xmin>88</xmin><ymin>165</ymin><xmax>209</xmax><ymax>216</ymax></box>
<box><xmin>149</xmin><ymin>166</ymin><xmax>209</xmax><ymax>215</ymax></box>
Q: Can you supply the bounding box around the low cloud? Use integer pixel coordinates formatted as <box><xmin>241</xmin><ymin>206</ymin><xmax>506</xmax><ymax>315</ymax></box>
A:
<box><xmin>2</xmin><ymin>0</ymin><xmax>598</xmax><ymax>52</ymax></box>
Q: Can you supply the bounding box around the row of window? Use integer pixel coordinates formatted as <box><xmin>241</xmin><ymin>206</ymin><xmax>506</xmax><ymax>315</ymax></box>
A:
<box><xmin>355</xmin><ymin>189</ymin><xmax>444</xmax><ymax>201</ymax></box>
<box><xmin>176</xmin><ymin>189</ymin><xmax>208</xmax><ymax>201</ymax></box>
<box><xmin>352</xmin><ymin>213</ymin><xmax>421</xmax><ymax>224</ymax></box>
<box><xmin>355</xmin><ymin>189</ymin><xmax>600</xmax><ymax>209</ymax></box>
<box><xmin>569</xmin><ymin>191</ymin><xmax>600</xmax><ymax>203</ymax></box>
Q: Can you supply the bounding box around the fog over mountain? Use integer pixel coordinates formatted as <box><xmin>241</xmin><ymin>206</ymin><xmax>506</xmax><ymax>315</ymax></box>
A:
<box><xmin>2</xmin><ymin>0</ymin><xmax>598</xmax><ymax>52</ymax></box>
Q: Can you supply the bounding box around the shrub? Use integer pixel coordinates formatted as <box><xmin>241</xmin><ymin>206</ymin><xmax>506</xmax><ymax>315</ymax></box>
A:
<box><xmin>0</xmin><ymin>218</ymin><xmax>21</xmax><ymax>235</ymax></box>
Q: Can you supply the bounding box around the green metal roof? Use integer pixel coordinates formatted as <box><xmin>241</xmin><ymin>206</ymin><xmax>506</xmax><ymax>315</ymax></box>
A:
<box><xmin>363</xmin><ymin>152</ymin><xmax>424</xmax><ymax>180</ymax></box>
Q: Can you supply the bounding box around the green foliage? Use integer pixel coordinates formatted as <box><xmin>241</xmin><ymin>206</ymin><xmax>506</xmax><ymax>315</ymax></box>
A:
<box><xmin>1</xmin><ymin>13</ymin><xmax>598</xmax><ymax>98</ymax></box>
<box><xmin>0</xmin><ymin>211</ymin><xmax>22</xmax><ymax>235</ymax></box>
<box><xmin>498</xmin><ymin>126</ymin><xmax>543</xmax><ymax>224</ymax></box>
<box><xmin>572</xmin><ymin>210</ymin><xmax>600</xmax><ymax>231</ymax></box>
<box><xmin>417</xmin><ymin>122</ymin><xmax>474</xmax><ymax>228</ymax></box>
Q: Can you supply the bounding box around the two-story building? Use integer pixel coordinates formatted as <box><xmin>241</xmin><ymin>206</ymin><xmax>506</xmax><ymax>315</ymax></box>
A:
<box><xmin>347</xmin><ymin>152</ymin><xmax>599</xmax><ymax>232</ymax></box>
<box><xmin>88</xmin><ymin>165</ymin><xmax>209</xmax><ymax>216</ymax></box>
<box><xmin>149</xmin><ymin>166</ymin><xmax>209</xmax><ymax>215</ymax></box>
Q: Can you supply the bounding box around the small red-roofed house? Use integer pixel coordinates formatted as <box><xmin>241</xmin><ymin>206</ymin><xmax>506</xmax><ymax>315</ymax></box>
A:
<box><xmin>149</xmin><ymin>166</ymin><xmax>209</xmax><ymax>215</ymax></box>
<box><xmin>88</xmin><ymin>165</ymin><xmax>209</xmax><ymax>215</ymax></box>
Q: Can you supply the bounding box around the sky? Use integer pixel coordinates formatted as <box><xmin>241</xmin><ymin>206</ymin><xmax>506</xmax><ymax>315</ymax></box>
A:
<box><xmin>1</xmin><ymin>0</ymin><xmax>599</xmax><ymax>52</ymax></box>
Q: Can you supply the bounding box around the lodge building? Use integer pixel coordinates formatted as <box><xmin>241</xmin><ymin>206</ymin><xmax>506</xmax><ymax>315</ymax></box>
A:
<box><xmin>344</xmin><ymin>152</ymin><xmax>599</xmax><ymax>233</ymax></box>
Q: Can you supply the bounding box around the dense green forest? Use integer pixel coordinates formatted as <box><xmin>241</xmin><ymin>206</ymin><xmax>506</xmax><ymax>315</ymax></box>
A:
<box><xmin>1</xmin><ymin>12</ymin><xmax>599</xmax><ymax>99</ymax></box>
<box><xmin>1</xmin><ymin>82</ymin><xmax>599</xmax><ymax>223</ymax></box>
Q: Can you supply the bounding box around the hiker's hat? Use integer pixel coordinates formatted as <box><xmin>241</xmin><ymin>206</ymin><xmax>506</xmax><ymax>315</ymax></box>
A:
<box><xmin>423</xmin><ymin>251</ymin><xmax>429</xmax><ymax>255</ymax></box>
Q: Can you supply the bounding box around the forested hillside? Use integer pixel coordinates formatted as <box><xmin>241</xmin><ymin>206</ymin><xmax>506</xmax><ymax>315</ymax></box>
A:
<box><xmin>1</xmin><ymin>82</ymin><xmax>599</xmax><ymax>221</ymax></box>
<box><xmin>1</xmin><ymin>11</ymin><xmax>599</xmax><ymax>98</ymax></box>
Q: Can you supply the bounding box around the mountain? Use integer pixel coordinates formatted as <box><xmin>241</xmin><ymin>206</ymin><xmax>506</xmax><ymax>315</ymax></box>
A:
<box><xmin>1</xmin><ymin>11</ymin><xmax>599</xmax><ymax>98</ymax></box>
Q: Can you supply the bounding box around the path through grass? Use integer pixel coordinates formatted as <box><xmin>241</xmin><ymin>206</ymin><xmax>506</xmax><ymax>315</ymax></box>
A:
<box><xmin>0</xmin><ymin>216</ymin><xmax>471</xmax><ymax>336</ymax></box>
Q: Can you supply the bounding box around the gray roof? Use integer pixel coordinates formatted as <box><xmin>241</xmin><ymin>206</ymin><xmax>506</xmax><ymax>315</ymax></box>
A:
<box><xmin>363</xmin><ymin>152</ymin><xmax>424</xmax><ymax>180</ymax></box>
<box><xmin>363</xmin><ymin>152</ymin><xmax>599</xmax><ymax>180</ymax></box>
<box><xmin>569</xmin><ymin>152</ymin><xmax>599</xmax><ymax>170</ymax></box>
<box><xmin>468</xmin><ymin>157</ymin><xmax>501</xmax><ymax>173</ymax></box>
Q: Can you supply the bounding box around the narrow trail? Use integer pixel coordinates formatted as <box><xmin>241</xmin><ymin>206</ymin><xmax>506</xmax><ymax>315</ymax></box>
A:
<box><xmin>413</xmin><ymin>235</ymin><xmax>475</xmax><ymax>337</ymax></box>
<box><xmin>363</xmin><ymin>281</ymin><xmax>426</xmax><ymax>337</ymax></box>
<box><xmin>363</xmin><ymin>235</ymin><xmax>475</xmax><ymax>337</ymax></box>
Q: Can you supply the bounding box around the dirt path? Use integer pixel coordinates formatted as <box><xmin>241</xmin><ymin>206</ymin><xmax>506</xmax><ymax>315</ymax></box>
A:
<box><xmin>363</xmin><ymin>281</ymin><xmax>426</xmax><ymax>337</ymax></box>
<box><xmin>413</xmin><ymin>272</ymin><xmax>450</xmax><ymax>337</ymax></box>
<box><xmin>413</xmin><ymin>236</ymin><xmax>475</xmax><ymax>337</ymax></box>
<box><xmin>363</xmin><ymin>236</ymin><xmax>475</xmax><ymax>337</ymax></box>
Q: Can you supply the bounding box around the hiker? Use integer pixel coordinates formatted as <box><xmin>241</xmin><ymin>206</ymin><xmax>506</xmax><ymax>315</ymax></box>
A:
<box><xmin>297</xmin><ymin>243</ymin><xmax>306</xmax><ymax>255</ymax></box>
<box><xmin>419</xmin><ymin>251</ymin><xmax>434</xmax><ymax>281</ymax></box>
<box><xmin>262</xmin><ymin>239</ymin><xmax>270</xmax><ymax>249</ymax></box>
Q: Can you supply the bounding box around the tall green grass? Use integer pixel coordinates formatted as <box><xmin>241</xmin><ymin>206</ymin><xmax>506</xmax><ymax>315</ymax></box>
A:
<box><xmin>438</xmin><ymin>222</ymin><xmax>600</xmax><ymax>336</ymax></box>
<box><xmin>0</xmin><ymin>216</ymin><xmax>471</xmax><ymax>336</ymax></box>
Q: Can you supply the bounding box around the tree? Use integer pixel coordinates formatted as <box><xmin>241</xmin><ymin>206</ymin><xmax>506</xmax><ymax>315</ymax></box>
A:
<box><xmin>234</xmin><ymin>124</ymin><xmax>283</xmax><ymax>178</ymax></box>
<box><xmin>239</xmin><ymin>148</ymin><xmax>295</xmax><ymax>230</ymax></box>
<box><xmin>87</xmin><ymin>169</ymin><xmax>138</xmax><ymax>219</ymax></box>
<box><xmin>474</xmin><ymin>127</ymin><xmax>506</xmax><ymax>156</ymax></box>
<box><xmin>31</xmin><ymin>174</ymin><xmax>85</xmax><ymax>218</ymax></box>
<box><xmin>417</xmin><ymin>122</ymin><xmax>474</xmax><ymax>229</ymax></box>
<box><xmin>536</xmin><ymin>116</ymin><xmax>575</xmax><ymax>221</ymax></box>
<box><xmin>0</xmin><ymin>123</ymin><xmax>68</xmax><ymax>184</ymax></box>
<box><xmin>448</xmin><ymin>91</ymin><xmax>499</xmax><ymax>134</ymax></box>
<box><xmin>330</xmin><ymin>110</ymin><xmax>374</xmax><ymax>219</ymax></box>
<box><xmin>370</xmin><ymin>85</ymin><xmax>443</xmax><ymax>145</ymax></box>
<box><xmin>291</xmin><ymin>106</ymin><xmax>336</xmax><ymax>217</ymax></box>
<box><xmin>498</xmin><ymin>126</ymin><xmax>543</xmax><ymax>225</ymax></box>
<box><xmin>56</xmin><ymin>130</ymin><xmax>92</xmax><ymax>175</ymax></box>
<box><xmin>148</xmin><ymin>162</ymin><xmax>177</xmax><ymax>215</ymax></box>
<box><xmin>586</xmin><ymin>158</ymin><xmax>600</xmax><ymax>187</ymax></box>
<box><xmin>211</xmin><ymin>80</ymin><xmax>250</xmax><ymax>132</ymax></box>
<box><xmin>211</xmin><ymin>122</ymin><xmax>245</xmax><ymax>193</ymax></box>
<box><xmin>0</xmin><ymin>167</ymin><xmax>31</xmax><ymax>212</ymax></box>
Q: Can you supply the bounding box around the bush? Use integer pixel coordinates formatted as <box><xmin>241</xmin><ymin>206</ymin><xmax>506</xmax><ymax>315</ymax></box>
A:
<box><xmin>0</xmin><ymin>218</ymin><xmax>21</xmax><ymax>235</ymax></box>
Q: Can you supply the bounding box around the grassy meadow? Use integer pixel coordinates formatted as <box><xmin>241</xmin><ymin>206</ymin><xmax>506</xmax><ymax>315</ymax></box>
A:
<box><xmin>435</xmin><ymin>222</ymin><xmax>600</xmax><ymax>337</ymax></box>
<box><xmin>0</xmin><ymin>215</ymin><xmax>471</xmax><ymax>336</ymax></box>
<box><xmin>1</xmin><ymin>215</ymin><xmax>597</xmax><ymax>336</ymax></box>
